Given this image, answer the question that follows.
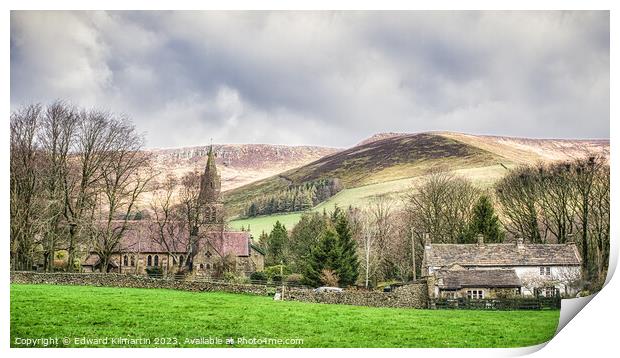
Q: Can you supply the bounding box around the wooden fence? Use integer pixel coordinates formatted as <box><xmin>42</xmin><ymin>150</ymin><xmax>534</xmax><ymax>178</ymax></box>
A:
<box><xmin>431</xmin><ymin>296</ymin><xmax>560</xmax><ymax>310</ymax></box>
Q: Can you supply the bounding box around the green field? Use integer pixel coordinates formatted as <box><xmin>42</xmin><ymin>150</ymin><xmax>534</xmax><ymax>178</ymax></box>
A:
<box><xmin>229</xmin><ymin>164</ymin><xmax>511</xmax><ymax>238</ymax></box>
<box><xmin>11</xmin><ymin>284</ymin><xmax>559</xmax><ymax>348</ymax></box>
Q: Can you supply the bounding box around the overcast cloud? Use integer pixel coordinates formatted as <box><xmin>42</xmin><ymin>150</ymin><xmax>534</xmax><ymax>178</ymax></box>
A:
<box><xmin>10</xmin><ymin>11</ymin><xmax>609</xmax><ymax>148</ymax></box>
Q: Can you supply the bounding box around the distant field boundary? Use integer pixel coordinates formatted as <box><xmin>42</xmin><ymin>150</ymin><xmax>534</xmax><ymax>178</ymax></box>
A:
<box><xmin>10</xmin><ymin>271</ymin><xmax>429</xmax><ymax>309</ymax></box>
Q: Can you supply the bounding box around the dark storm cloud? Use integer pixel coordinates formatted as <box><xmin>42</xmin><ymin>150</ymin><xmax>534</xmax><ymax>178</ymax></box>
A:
<box><xmin>10</xmin><ymin>11</ymin><xmax>609</xmax><ymax>148</ymax></box>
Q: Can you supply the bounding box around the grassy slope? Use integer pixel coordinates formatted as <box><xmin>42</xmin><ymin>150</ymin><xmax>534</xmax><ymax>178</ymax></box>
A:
<box><xmin>224</xmin><ymin>133</ymin><xmax>503</xmax><ymax>217</ymax></box>
<box><xmin>230</xmin><ymin>164</ymin><xmax>514</xmax><ymax>237</ymax></box>
<box><xmin>11</xmin><ymin>284</ymin><xmax>558</xmax><ymax>348</ymax></box>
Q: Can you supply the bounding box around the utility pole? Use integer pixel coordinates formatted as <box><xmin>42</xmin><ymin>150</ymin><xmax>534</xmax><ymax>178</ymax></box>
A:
<box><xmin>280</xmin><ymin>260</ymin><xmax>285</xmax><ymax>301</ymax></box>
<box><xmin>411</xmin><ymin>228</ymin><xmax>416</xmax><ymax>282</ymax></box>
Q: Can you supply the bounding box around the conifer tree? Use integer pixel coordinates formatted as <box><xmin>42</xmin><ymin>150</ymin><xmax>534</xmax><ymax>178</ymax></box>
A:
<box><xmin>266</xmin><ymin>221</ymin><xmax>288</xmax><ymax>265</ymax></box>
<box><xmin>302</xmin><ymin>226</ymin><xmax>341</xmax><ymax>287</ymax></box>
<box><xmin>333</xmin><ymin>208</ymin><xmax>360</xmax><ymax>287</ymax></box>
<box><xmin>465</xmin><ymin>195</ymin><xmax>505</xmax><ymax>243</ymax></box>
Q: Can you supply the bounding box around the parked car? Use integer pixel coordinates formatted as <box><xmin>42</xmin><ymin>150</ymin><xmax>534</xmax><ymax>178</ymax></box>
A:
<box><xmin>314</xmin><ymin>286</ymin><xmax>343</xmax><ymax>293</ymax></box>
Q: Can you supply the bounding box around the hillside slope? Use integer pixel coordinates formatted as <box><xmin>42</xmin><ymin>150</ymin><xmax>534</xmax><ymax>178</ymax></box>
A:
<box><xmin>225</xmin><ymin>132</ymin><xmax>610</xmax><ymax>234</ymax></box>
<box><xmin>224</xmin><ymin>133</ymin><xmax>503</xmax><ymax>217</ymax></box>
<box><xmin>149</xmin><ymin>144</ymin><xmax>340</xmax><ymax>191</ymax></box>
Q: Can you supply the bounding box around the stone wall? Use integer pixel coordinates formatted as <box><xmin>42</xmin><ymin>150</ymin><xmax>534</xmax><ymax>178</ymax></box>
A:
<box><xmin>11</xmin><ymin>272</ymin><xmax>429</xmax><ymax>309</ymax></box>
<box><xmin>283</xmin><ymin>283</ymin><xmax>428</xmax><ymax>309</ymax></box>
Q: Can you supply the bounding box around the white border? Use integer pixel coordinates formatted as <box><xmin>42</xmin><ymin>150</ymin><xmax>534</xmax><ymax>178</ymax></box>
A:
<box><xmin>2</xmin><ymin>2</ymin><xmax>616</xmax><ymax>358</ymax></box>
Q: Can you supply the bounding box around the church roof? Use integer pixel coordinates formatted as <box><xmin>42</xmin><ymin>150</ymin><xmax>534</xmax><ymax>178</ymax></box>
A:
<box><xmin>424</xmin><ymin>242</ymin><xmax>581</xmax><ymax>268</ymax></box>
<box><xmin>105</xmin><ymin>220</ymin><xmax>253</xmax><ymax>257</ymax></box>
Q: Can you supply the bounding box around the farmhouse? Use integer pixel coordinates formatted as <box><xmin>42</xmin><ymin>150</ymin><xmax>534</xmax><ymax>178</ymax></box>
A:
<box><xmin>82</xmin><ymin>146</ymin><xmax>265</xmax><ymax>277</ymax></box>
<box><xmin>422</xmin><ymin>235</ymin><xmax>582</xmax><ymax>298</ymax></box>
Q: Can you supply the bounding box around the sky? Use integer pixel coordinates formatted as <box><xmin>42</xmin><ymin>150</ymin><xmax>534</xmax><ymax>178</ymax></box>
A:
<box><xmin>10</xmin><ymin>11</ymin><xmax>610</xmax><ymax>149</ymax></box>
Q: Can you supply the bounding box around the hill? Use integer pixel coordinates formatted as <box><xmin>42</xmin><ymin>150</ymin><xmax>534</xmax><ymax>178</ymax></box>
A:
<box><xmin>225</xmin><ymin>132</ymin><xmax>609</xmax><ymax>235</ymax></box>
<box><xmin>148</xmin><ymin>143</ymin><xmax>340</xmax><ymax>191</ymax></box>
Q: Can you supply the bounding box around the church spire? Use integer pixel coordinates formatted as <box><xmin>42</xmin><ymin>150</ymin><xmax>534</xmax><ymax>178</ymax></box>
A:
<box><xmin>198</xmin><ymin>143</ymin><xmax>221</xmax><ymax>205</ymax></box>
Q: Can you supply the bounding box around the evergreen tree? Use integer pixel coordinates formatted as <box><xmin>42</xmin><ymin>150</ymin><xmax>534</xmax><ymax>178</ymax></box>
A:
<box><xmin>332</xmin><ymin>208</ymin><xmax>360</xmax><ymax>287</ymax></box>
<box><xmin>302</xmin><ymin>226</ymin><xmax>341</xmax><ymax>287</ymax></box>
<box><xmin>257</xmin><ymin>230</ymin><xmax>269</xmax><ymax>251</ymax></box>
<box><xmin>266</xmin><ymin>221</ymin><xmax>288</xmax><ymax>265</ymax></box>
<box><xmin>465</xmin><ymin>195</ymin><xmax>505</xmax><ymax>243</ymax></box>
<box><xmin>288</xmin><ymin>212</ymin><xmax>328</xmax><ymax>271</ymax></box>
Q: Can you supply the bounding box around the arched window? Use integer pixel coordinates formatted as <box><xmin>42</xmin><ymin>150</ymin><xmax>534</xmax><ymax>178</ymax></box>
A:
<box><xmin>147</xmin><ymin>255</ymin><xmax>152</xmax><ymax>267</ymax></box>
<box><xmin>154</xmin><ymin>255</ymin><xmax>159</xmax><ymax>266</ymax></box>
<box><xmin>130</xmin><ymin>256</ymin><xmax>135</xmax><ymax>267</ymax></box>
<box><xmin>199</xmin><ymin>264</ymin><xmax>204</xmax><ymax>269</ymax></box>
<box><xmin>179</xmin><ymin>255</ymin><xmax>184</xmax><ymax>267</ymax></box>
<box><xmin>123</xmin><ymin>255</ymin><xmax>128</xmax><ymax>266</ymax></box>
<box><xmin>206</xmin><ymin>264</ymin><xmax>211</xmax><ymax>269</ymax></box>
<box><xmin>210</xmin><ymin>206</ymin><xmax>216</xmax><ymax>222</ymax></box>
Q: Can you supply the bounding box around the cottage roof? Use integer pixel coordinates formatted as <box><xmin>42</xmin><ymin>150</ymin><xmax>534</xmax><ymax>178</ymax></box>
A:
<box><xmin>425</xmin><ymin>242</ymin><xmax>581</xmax><ymax>268</ymax></box>
<box><xmin>437</xmin><ymin>269</ymin><xmax>522</xmax><ymax>289</ymax></box>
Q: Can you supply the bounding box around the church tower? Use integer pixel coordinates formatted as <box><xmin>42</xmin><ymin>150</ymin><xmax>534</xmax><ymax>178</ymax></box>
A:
<box><xmin>198</xmin><ymin>145</ymin><xmax>224</xmax><ymax>229</ymax></box>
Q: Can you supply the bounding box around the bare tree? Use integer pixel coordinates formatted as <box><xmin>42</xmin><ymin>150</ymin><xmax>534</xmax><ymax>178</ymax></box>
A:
<box><xmin>149</xmin><ymin>175</ymin><xmax>190</xmax><ymax>272</ymax></box>
<box><xmin>176</xmin><ymin>170</ymin><xmax>206</xmax><ymax>271</ymax></box>
<box><xmin>495</xmin><ymin>166</ymin><xmax>545</xmax><ymax>243</ymax></box>
<box><xmin>10</xmin><ymin>104</ymin><xmax>43</xmax><ymax>270</ymax></box>
<box><xmin>89</xmin><ymin>118</ymin><xmax>153</xmax><ymax>272</ymax></box>
<box><xmin>536</xmin><ymin>162</ymin><xmax>577</xmax><ymax>244</ymax></box>
<box><xmin>38</xmin><ymin>101</ymin><xmax>78</xmax><ymax>271</ymax></box>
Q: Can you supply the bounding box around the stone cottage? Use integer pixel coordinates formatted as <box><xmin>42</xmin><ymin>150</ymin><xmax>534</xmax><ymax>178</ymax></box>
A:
<box><xmin>422</xmin><ymin>235</ymin><xmax>582</xmax><ymax>298</ymax></box>
<box><xmin>82</xmin><ymin>145</ymin><xmax>265</xmax><ymax>277</ymax></box>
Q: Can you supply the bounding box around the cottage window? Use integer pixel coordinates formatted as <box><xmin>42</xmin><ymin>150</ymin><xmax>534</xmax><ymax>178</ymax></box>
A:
<box><xmin>130</xmin><ymin>256</ymin><xmax>135</xmax><ymax>267</ymax></box>
<box><xmin>546</xmin><ymin>267</ymin><xmax>551</xmax><ymax>275</ymax></box>
<box><xmin>540</xmin><ymin>267</ymin><xmax>545</xmax><ymax>275</ymax></box>
<box><xmin>154</xmin><ymin>255</ymin><xmax>159</xmax><ymax>266</ymax></box>
<box><xmin>466</xmin><ymin>290</ymin><xmax>484</xmax><ymax>299</ymax></box>
<box><xmin>179</xmin><ymin>255</ymin><xmax>184</xmax><ymax>267</ymax></box>
<box><xmin>147</xmin><ymin>255</ymin><xmax>152</xmax><ymax>267</ymax></box>
<box><xmin>123</xmin><ymin>255</ymin><xmax>128</xmax><ymax>266</ymax></box>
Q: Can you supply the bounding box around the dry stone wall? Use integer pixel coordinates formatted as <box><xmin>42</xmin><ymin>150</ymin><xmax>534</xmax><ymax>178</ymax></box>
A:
<box><xmin>11</xmin><ymin>272</ymin><xmax>429</xmax><ymax>309</ymax></box>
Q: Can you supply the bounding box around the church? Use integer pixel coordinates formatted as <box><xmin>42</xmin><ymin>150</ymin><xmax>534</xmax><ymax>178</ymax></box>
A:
<box><xmin>82</xmin><ymin>146</ymin><xmax>265</xmax><ymax>277</ymax></box>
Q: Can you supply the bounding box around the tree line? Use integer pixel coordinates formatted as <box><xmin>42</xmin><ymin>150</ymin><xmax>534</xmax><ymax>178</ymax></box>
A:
<box><xmin>245</xmin><ymin>178</ymin><xmax>343</xmax><ymax>217</ymax></box>
<box><xmin>10</xmin><ymin>101</ymin><xmax>152</xmax><ymax>272</ymax></box>
<box><xmin>258</xmin><ymin>158</ymin><xmax>609</xmax><ymax>292</ymax></box>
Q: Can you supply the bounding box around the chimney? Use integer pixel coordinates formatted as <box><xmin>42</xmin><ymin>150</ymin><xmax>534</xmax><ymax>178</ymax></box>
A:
<box><xmin>516</xmin><ymin>237</ymin><xmax>524</xmax><ymax>249</ymax></box>
<box><xmin>424</xmin><ymin>233</ymin><xmax>431</xmax><ymax>248</ymax></box>
<box><xmin>476</xmin><ymin>234</ymin><xmax>484</xmax><ymax>245</ymax></box>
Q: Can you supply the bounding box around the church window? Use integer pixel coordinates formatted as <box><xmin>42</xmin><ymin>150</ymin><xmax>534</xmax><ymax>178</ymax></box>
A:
<box><xmin>179</xmin><ymin>255</ymin><xmax>184</xmax><ymax>267</ymax></box>
<box><xmin>154</xmin><ymin>255</ymin><xmax>159</xmax><ymax>266</ymax></box>
<box><xmin>206</xmin><ymin>264</ymin><xmax>211</xmax><ymax>269</ymax></box>
<box><xmin>130</xmin><ymin>256</ymin><xmax>135</xmax><ymax>267</ymax></box>
<box><xmin>206</xmin><ymin>251</ymin><xmax>212</xmax><ymax>258</ymax></box>
<box><xmin>199</xmin><ymin>264</ymin><xmax>204</xmax><ymax>269</ymax></box>
<box><xmin>123</xmin><ymin>255</ymin><xmax>128</xmax><ymax>266</ymax></box>
<box><xmin>147</xmin><ymin>255</ymin><xmax>152</xmax><ymax>267</ymax></box>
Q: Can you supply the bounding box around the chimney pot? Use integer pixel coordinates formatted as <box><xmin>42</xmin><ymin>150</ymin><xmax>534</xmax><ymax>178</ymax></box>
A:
<box><xmin>516</xmin><ymin>237</ymin><xmax>524</xmax><ymax>248</ymax></box>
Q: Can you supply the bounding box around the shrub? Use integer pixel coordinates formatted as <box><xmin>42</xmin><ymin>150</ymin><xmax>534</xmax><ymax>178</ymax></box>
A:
<box><xmin>319</xmin><ymin>269</ymin><xmax>340</xmax><ymax>287</ymax></box>
<box><xmin>264</xmin><ymin>265</ymin><xmax>290</xmax><ymax>279</ymax></box>
<box><xmin>285</xmin><ymin>273</ymin><xmax>304</xmax><ymax>285</ymax></box>
<box><xmin>271</xmin><ymin>274</ymin><xmax>283</xmax><ymax>283</ymax></box>
<box><xmin>250</xmin><ymin>271</ymin><xmax>268</xmax><ymax>282</ymax></box>
<box><xmin>145</xmin><ymin>267</ymin><xmax>163</xmax><ymax>278</ymax></box>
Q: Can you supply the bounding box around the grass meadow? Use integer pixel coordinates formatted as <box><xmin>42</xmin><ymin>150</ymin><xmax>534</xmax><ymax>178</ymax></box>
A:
<box><xmin>11</xmin><ymin>284</ymin><xmax>559</xmax><ymax>348</ymax></box>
